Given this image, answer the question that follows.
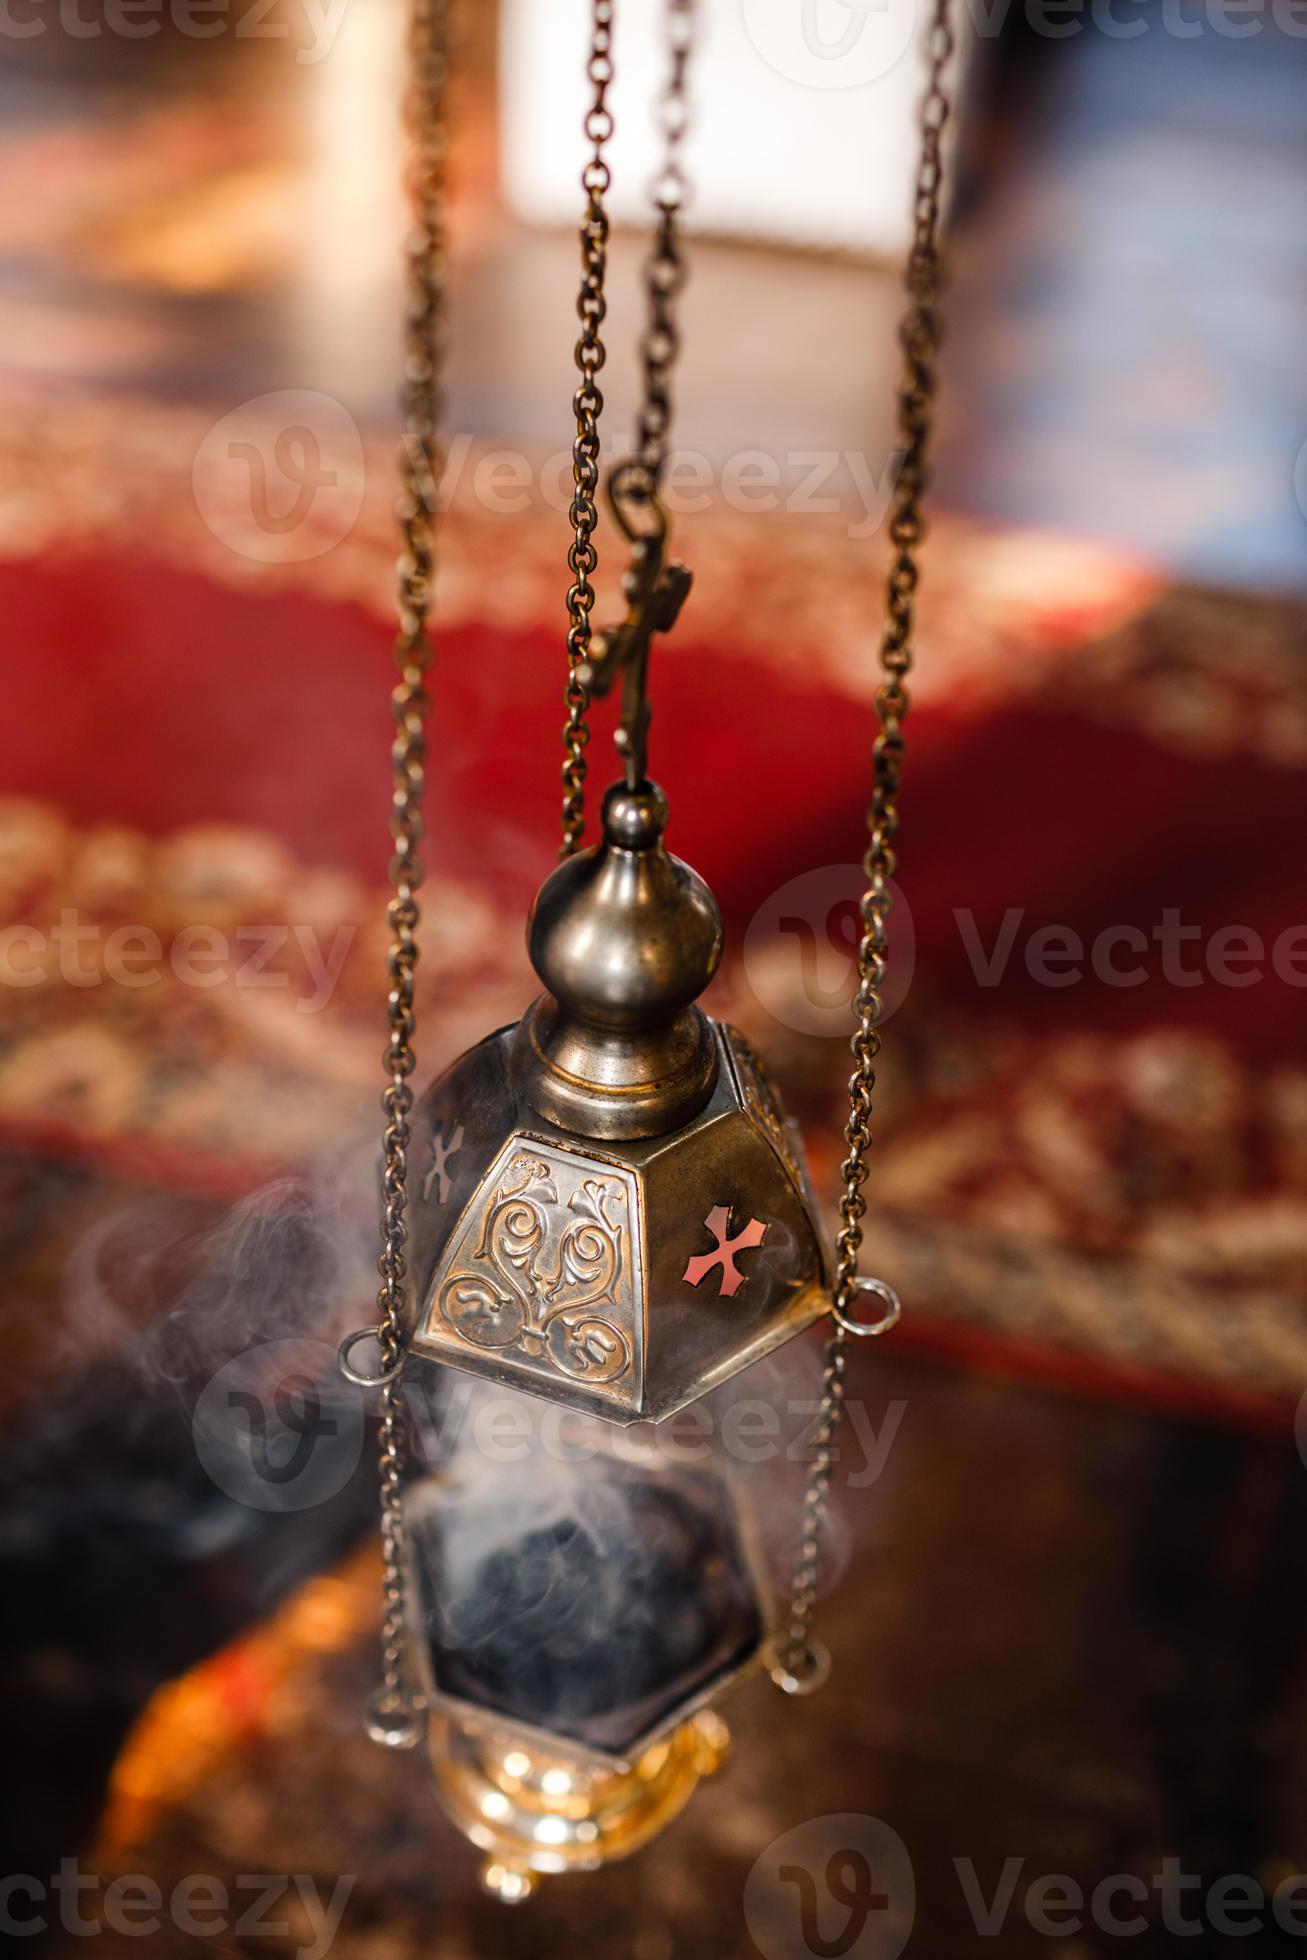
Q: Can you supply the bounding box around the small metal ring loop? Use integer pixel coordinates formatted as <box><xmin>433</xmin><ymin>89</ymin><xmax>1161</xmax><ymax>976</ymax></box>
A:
<box><xmin>364</xmin><ymin>1686</ymin><xmax>424</xmax><ymax>1751</ymax></box>
<box><xmin>768</xmin><ymin>1640</ymin><xmax>832</xmax><ymax>1698</ymax></box>
<box><xmin>831</xmin><ymin>1276</ymin><xmax>902</xmax><ymax>1340</ymax></box>
<box><xmin>338</xmin><ymin>1325</ymin><xmax>407</xmax><ymax>1389</ymax></box>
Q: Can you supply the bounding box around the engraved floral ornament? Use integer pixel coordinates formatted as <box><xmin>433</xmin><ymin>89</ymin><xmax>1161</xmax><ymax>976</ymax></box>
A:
<box><xmin>433</xmin><ymin>1151</ymin><xmax>634</xmax><ymax>1386</ymax></box>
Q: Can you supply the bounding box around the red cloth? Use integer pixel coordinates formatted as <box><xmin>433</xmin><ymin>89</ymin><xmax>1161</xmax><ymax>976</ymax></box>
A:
<box><xmin>7</xmin><ymin>551</ymin><xmax>1305</xmax><ymax>1061</ymax></box>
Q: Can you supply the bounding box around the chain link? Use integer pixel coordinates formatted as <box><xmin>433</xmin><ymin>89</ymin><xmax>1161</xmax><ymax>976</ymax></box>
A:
<box><xmin>560</xmin><ymin>0</ymin><xmax>615</xmax><ymax>858</ymax></box>
<box><xmin>629</xmin><ymin>0</ymin><xmax>693</xmax><ymax>502</ymax></box>
<box><xmin>772</xmin><ymin>0</ymin><xmax>956</xmax><ymax>1697</ymax></box>
<box><xmin>363</xmin><ymin>0</ymin><xmax>449</xmax><ymax>1751</ymax></box>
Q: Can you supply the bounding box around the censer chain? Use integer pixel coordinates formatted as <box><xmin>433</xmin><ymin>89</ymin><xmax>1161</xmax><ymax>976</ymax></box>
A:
<box><xmin>341</xmin><ymin>0</ymin><xmax>449</xmax><ymax>1753</ymax></box>
<box><xmin>561</xmin><ymin>0</ymin><xmax>694</xmax><ymax>854</ymax></box>
<box><xmin>560</xmin><ymin>0</ymin><xmax>615</xmax><ymax>858</ymax></box>
<box><xmin>627</xmin><ymin>0</ymin><xmax>693</xmax><ymax>506</ymax></box>
<box><xmin>770</xmin><ymin>0</ymin><xmax>956</xmax><ymax>1699</ymax></box>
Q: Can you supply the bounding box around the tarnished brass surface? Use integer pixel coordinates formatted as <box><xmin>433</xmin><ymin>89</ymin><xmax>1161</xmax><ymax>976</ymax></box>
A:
<box><xmin>404</xmin><ymin>771</ymin><xmax>829</xmax><ymax>1420</ymax></box>
<box><xmin>407</xmin><ymin>1018</ymin><xmax>828</xmax><ymax>1422</ymax></box>
<box><xmin>514</xmin><ymin>780</ymin><xmax>722</xmax><ymax>1141</ymax></box>
<box><xmin>422</xmin><ymin>1136</ymin><xmax>645</xmax><ymax>1416</ymax></box>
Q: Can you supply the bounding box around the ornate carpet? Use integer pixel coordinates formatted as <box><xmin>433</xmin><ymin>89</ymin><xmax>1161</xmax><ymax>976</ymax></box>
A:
<box><xmin>4</xmin><ymin>388</ymin><xmax>1306</xmax><ymax>1424</ymax></box>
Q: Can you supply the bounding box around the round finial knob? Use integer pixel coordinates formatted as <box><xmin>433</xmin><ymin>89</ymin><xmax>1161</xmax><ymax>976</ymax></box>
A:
<box><xmin>528</xmin><ymin>781</ymin><xmax>721</xmax><ymax>1031</ymax></box>
<box><xmin>512</xmin><ymin>779</ymin><xmax>723</xmax><ymax>1138</ymax></box>
<box><xmin>601</xmin><ymin>780</ymin><xmax>668</xmax><ymax>851</ymax></box>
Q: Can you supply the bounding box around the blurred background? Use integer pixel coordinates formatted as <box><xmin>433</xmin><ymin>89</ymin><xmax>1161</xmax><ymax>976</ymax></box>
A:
<box><xmin>1</xmin><ymin>0</ymin><xmax>1306</xmax><ymax>1953</ymax></box>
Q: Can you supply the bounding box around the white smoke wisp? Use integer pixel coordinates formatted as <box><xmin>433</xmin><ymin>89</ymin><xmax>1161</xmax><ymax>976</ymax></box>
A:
<box><xmin>397</xmin><ymin>1330</ymin><xmax>864</xmax><ymax>1754</ymax></box>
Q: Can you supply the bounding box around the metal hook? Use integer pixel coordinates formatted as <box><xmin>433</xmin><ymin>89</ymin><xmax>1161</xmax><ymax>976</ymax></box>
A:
<box><xmin>577</xmin><ymin>464</ymin><xmax>692</xmax><ymax>791</ymax></box>
<box><xmin>607</xmin><ymin>459</ymin><xmax>668</xmax><ymax>546</ymax></box>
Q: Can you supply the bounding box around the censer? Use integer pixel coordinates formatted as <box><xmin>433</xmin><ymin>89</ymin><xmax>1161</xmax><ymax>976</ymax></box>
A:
<box><xmin>340</xmin><ymin>0</ymin><xmax>955</xmax><ymax>1901</ymax></box>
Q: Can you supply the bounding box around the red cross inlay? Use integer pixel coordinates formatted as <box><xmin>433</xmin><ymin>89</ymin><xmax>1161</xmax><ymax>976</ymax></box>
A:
<box><xmin>681</xmin><ymin>1205</ymin><xmax>768</xmax><ymax>1298</ymax></box>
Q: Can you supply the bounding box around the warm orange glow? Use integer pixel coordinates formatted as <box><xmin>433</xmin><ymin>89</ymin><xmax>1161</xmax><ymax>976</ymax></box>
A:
<box><xmin>95</xmin><ymin>1545</ymin><xmax>379</xmax><ymax>1862</ymax></box>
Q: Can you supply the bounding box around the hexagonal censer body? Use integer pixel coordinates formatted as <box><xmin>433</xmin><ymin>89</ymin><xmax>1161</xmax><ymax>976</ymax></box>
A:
<box><xmin>396</xmin><ymin>781</ymin><xmax>830</xmax><ymax>1897</ymax></box>
<box><xmin>403</xmin><ymin>782</ymin><xmax>830</xmax><ymax>1425</ymax></box>
<box><xmin>402</xmin><ymin>1420</ymin><xmax>765</xmax><ymax>1891</ymax></box>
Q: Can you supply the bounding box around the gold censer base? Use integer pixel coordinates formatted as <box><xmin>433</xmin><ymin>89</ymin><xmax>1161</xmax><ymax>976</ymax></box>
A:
<box><xmin>428</xmin><ymin>1711</ymin><xmax>731</xmax><ymax>1901</ymax></box>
